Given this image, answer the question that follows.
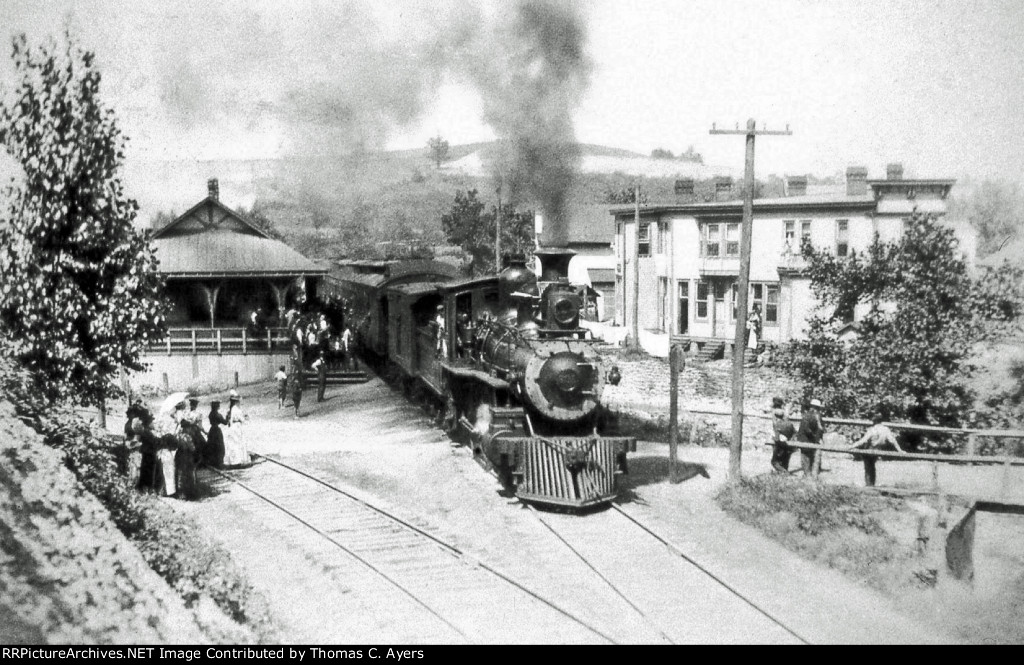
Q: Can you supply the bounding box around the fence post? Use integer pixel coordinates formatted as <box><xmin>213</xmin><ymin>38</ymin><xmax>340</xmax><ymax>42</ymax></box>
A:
<box><xmin>967</xmin><ymin>434</ymin><xmax>978</xmax><ymax>456</ymax></box>
<box><xmin>166</xmin><ymin>334</ymin><xmax>171</xmax><ymax>356</ymax></box>
<box><xmin>267</xmin><ymin>329</ymin><xmax>273</xmax><ymax>351</ymax></box>
<box><xmin>162</xmin><ymin>372</ymin><xmax>169</xmax><ymax>393</ymax></box>
<box><xmin>216</xmin><ymin>329</ymin><xmax>222</xmax><ymax>355</ymax></box>
<box><xmin>669</xmin><ymin>344</ymin><xmax>683</xmax><ymax>482</ymax></box>
<box><xmin>242</xmin><ymin>328</ymin><xmax>248</xmax><ymax>355</ymax></box>
<box><xmin>191</xmin><ymin>329</ymin><xmax>197</xmax><ymax>355</ymax></box>
<box><xmin>1002</xmin><ymin>456</ymin><xmax>1014</xmax><ymax>499</ymax></box>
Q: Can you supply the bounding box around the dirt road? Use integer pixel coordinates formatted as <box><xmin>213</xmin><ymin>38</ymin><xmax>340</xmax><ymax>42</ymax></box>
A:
<box><xmin>161</xmin><ymin>376</ymin><xmax>954</xmax><ymax>644</ymax></box>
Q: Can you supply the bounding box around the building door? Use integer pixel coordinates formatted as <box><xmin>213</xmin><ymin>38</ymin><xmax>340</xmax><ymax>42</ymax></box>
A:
<box><xmin>677</xmin><ymin>281</ymin><xmax>689</xmax><ymax>335</ymax></box>
<box><xmin>713</xmin><ymin>280</ymin><xmax>730</xmax><ymax>337</ymax></box>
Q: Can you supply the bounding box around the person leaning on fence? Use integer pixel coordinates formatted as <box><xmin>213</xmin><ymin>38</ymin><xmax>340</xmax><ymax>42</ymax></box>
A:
<box><xmin>771</xmin><ymin>397</ymin><xmax>796</xmax><ymax>474</ymax></box>
<box><xmin>796</xmin><ymin>398</ymin><xmax>825</xmax><ymax>478</ymax></box>
<box><xmin>848</xmin><ymin>413</ymin><xmax>905</xmax><ymax>487</ymax></box>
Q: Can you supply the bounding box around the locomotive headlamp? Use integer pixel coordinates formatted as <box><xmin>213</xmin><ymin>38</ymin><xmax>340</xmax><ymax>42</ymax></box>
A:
<box><xmin>553</xmin><ymin>297</ymin><xmax>577</xmax><ymax>325</ymax></box>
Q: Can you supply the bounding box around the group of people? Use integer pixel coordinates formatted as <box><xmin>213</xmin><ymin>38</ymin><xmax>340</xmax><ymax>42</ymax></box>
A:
<box><xmin>770</xmin><ymin>397</ymin><xmax>905</xmax><ymax>486</ymax></box>
<box><xmin>123</xmin><ymin>391</ymin><xmax>250</xmax><ymax>499</ymax></box>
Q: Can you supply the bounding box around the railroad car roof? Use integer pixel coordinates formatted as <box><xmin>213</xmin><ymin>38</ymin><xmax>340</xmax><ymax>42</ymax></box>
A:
<box><xmin>324</xmin><ymin>271</ymin><xmax>387</xmax><ymax>289</ymax></box>
<box><xmin>437</xmin><ymin>275</ymin><xmax>500</xmax><ymax>292</ymax></box>
<box><xmin>386</xmin><ymin>282</ymin><xmax>445</xmax><ymax>297</ymax></box>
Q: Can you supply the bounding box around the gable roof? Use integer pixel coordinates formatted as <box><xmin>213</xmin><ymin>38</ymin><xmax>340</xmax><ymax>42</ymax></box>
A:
<box><xmin>152</xmin><ymin>195</ymin><xmax>325</xmax><ymax>277</ymax></box>
<box><xmin>152</xmin><ymin>196</ymin><xmax>270</xmax><ymax>240</ymax></box>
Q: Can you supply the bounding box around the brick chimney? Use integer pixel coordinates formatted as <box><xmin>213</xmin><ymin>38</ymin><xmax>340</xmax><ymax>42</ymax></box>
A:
<box><xmin>886</xmin><ymin>163</ymin><xmax>904</xmax><ymax>180</ymax></box>
<box><xmin>674</xmin><ymin>178</ymin><xmax>695</xmax><ymax>201</ymax></box>
<box><xmin>786</xmin><ymin>175</ymin><xmax>808</xmax><ymax>197</ymax></box>
<box><xmin>714</xmin><ymin>176</ymin><xmax>733</xmax><ymax>202</ymax></box>
<box><xmin>207</xmin><ymin>178</ymin><xmax>219</xmax><ymax>200</ymax></box>
<box><xmin>846</xmin><ymin>166</ymin><xmax>868</xmax><ymax>196</ymax></box>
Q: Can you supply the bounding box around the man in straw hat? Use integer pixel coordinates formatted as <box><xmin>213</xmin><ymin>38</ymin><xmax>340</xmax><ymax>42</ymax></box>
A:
<box><xmin>795</xmin><ymin>398</ymin><xmax>825</xmax><ymax>478</ymax></box>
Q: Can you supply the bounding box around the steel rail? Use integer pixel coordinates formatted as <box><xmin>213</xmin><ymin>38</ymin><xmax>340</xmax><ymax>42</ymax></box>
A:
<box><xmin>207</xmin><ymin>465</ymin><xmax>469</xmax><ymax>641</ymax></box>
<box><xmin>609</xmin><ymin>503</ymin><xmax>811</xmax><ymax>645</ymax></box>
<box><xmin>523</xmin><ymin>503</ymin><xmax>677</xmax><ymax>645</ymax></box>
<box><xmin>246</xmin><ymin>454</ymin><xmax>618</xmax><ymax>644</ymax></box>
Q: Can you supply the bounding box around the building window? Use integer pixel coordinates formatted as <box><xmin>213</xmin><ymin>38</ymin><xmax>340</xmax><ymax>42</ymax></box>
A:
<box><xmin>836</xmin><ymin>219</ymin><xmax>849</xmax><ymax>257</ymax></box>
<box><xmin>766</xmin><ymin>284</ymin><xmax>779</xmax><ymax>325</ymax></box>
<box><xmin>696</xmin><ymin>281</ymin><xmax>709</xmax><ymax>319</ymax></box>
<box><xmin>658</xmin><ymin>277</ymin><xmax>669</xmax><ymax>331</ymax></box>
<box><xmin>800</xmin><ymin>220</ymin><xmax>812</xmax><ymax>247</ymax></box>
<box><xmin>702</xmin><ymin>224</ymin><xmax>720</xmax><ymax>257</ymax></box>
<box><xmin>784</xmin><ymin>220</ymin><xmax>796</xmax><ymax>253</ymax></box>
<box><xmin>731</xmin><ymin>283</ymin><xmax>738</xmax><ymax>321</ymax></box>
<box><xmin>656</xmin><ymin>221</ymin><xmax>669</xmax><ymax>254</ymax></box>
<box><xmin>726</xmin><ymin>223</ymin><xmax>739</xmax><ymax>256</ymax></box>
<box><xmin>678</xmin><ymin>281</ymin><xmax>689</xmax><ymax>334</ymax></box>
<box><xmin>749</xmin><ymin>282</ymin><xmax>780</xmax><ymax>326</ymax></box>
<box><xmin>638</xmin><ymin>222</ymin><xmax>650</xmax><ymax>257</ymax></box>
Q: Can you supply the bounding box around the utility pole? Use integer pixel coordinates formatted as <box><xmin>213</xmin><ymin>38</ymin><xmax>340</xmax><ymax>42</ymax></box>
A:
<box><xmin>631</xmin><ymin>184</ymin><xmax>641</xmax><ymax>349</ymax></box>
<box><xmin>495</xmin><ymin>179</ymin><xmax>502</xmax><ymax>271</ymax></box>
<box><xmin>710</xmin><ymin>119</ymin><xmax>791</xmax><ymax>481</ymax></box>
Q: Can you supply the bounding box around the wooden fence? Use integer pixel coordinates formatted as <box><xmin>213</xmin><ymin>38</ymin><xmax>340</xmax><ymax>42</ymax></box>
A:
<box><xmin>688</xmin><ymin>407</ymin><xmax>1024</xmax><ymax>500</ymax></box>
<box><xmin>148</xmin><ymin>327</ymin><xmax>293</xmax><ymax>356</ymax></box>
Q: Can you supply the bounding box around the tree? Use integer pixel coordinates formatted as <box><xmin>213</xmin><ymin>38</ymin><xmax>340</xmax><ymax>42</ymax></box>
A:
<box><xmin>441</xmin><ymin>189</ymin><xmax>533</xmax><ymax>275</ymax></box>
<box><xmin>0</xmin><ymin>33</ymin><xmax>166</xmax><ymax>408</ymax></box>
<box><xmin>948</xmin><ymin>179</ymin><xmax>1024</xmax><ymax>257</ymax></box>
<box><xmin>426</xmin><ymin>134</ymin><xmax>450</xmax><ymax>169</ymax></box>
<box><xmin>650</xmin><ymin>148</ymin><xmax>675</xmax><ymax>159</ymax></box>
<box><xmin>781</xmin><ymin>213</ymin><xmax>1023</xmax><ymax>437</ymax></box>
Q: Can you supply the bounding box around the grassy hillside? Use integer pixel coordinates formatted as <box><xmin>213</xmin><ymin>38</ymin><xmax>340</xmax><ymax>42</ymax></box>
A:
<box><xmin>140</xmin><ymin>141</ymin><xmax>781</xmax><ymax>262</ymax></box>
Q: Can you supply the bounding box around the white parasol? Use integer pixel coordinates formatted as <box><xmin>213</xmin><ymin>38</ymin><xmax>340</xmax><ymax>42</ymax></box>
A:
<box><xmin>159</xmin><ymin>392</ymin><xmax>191</xmax><ymax>415</ymax></box>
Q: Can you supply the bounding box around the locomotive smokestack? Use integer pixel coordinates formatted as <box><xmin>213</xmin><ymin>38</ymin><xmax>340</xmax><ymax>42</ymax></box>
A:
<box><xmin>534</xmin><ymin>247</ymin><xmax>576</xmax><ymax>282</ymax></box>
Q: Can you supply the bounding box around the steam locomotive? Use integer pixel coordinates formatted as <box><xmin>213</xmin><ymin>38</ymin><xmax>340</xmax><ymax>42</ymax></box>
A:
<box><xmin>326</xmin><ymin>248</ymin><xmax>634</xmax><ymax>509</ymax></box>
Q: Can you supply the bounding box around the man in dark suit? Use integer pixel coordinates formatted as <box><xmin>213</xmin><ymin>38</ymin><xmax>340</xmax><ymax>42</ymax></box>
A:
<box><xmin>796</xmin><ymin>398</ymin><xmax>825</xmax><ymax>477</ymax></box>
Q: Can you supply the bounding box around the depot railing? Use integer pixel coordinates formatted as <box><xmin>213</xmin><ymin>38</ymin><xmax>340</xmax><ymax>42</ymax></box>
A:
<box><xmin>148</xmin><ymin>327</ymin><xmax>293</xmax><ymax>356</ymax></box>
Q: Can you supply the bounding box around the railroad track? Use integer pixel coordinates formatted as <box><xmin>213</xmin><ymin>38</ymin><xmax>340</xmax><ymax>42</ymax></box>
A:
<box><xmin>525</xmin><ymin>502</ymin><xmax>810</xmax><ymax>644</ymax></box>
<box><xmin>209</xmin><ymin>455</ymin><xmax>620</xmax><ymax>644</ymax></box>
<box><xmin>465</xmin><ymin>452</ymin><xmax>809</xmax><ymax>644</ymax></box>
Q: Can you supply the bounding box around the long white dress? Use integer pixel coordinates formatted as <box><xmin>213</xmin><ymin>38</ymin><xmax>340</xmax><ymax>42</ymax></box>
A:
<box><xmin>222</xmin><ymin>405</ymin><xmax>250</xmax><ymax>467</ymax></box>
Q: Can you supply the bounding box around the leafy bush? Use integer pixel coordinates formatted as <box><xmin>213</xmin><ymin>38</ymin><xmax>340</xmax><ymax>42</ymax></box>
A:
<box><xmin>717</xmin><ymin>474</ymin><xmax>890</xmax><ymax>537</ymax></box>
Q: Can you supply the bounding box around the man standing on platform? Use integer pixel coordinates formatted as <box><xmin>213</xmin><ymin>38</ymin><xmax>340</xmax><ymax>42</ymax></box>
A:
<box><xmin>313</xmin><ymin>351</ymin><xmax>328</xmax><ymax>403</ymax></box>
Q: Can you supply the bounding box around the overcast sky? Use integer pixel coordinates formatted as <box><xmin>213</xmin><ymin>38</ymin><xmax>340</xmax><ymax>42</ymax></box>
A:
<box><xmin>2</xmin><ymin>0</ymin><xmax>1023</xmax><ymax>182</ymax></box>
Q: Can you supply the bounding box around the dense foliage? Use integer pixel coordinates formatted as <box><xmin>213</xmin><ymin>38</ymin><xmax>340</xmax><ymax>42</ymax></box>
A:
<box><xmin>778</xmin><ymin>213</ymin><xmax>1024</xmax><ymax>430</ymax></box>
<box><xmin>0</xmin><ymin>33</ymin><xmax>166</xmax><ymax>407</ymax></box>
<box><xmin>441</xmin><ymin>189</ymin><xmax>534</xmax><ymax>274</ymax></box>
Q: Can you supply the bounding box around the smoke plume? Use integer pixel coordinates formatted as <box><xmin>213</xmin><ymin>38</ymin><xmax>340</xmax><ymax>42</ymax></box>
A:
<box><xmin>458</xmin><ymin>0</ymin><xmax>593</xmax><ymax>247</ymax></box>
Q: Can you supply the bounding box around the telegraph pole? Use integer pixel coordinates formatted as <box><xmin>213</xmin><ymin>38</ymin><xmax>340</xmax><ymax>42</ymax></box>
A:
<box><xmin>710</xmin><ymin>119</ymin><xmax>791</xmax><ymax>481</ymax></box>
<box><xmin>631</xmin><ymin>184</ymin><xmax>641</xmax><ymax>349</ymax></box>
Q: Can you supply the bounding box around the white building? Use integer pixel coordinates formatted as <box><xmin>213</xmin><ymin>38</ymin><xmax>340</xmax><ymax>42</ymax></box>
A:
<box><xmin>612</xmin><ymin>165</ymin><xmax>975</xmax><ymax>356</ymax></box>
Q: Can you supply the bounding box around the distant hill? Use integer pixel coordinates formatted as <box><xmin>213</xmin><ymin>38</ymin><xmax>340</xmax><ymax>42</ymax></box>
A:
<box><xmin>125</xmin><ymin>140</ymin><xmax>742</xmax><ymax>261</ymax></box>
